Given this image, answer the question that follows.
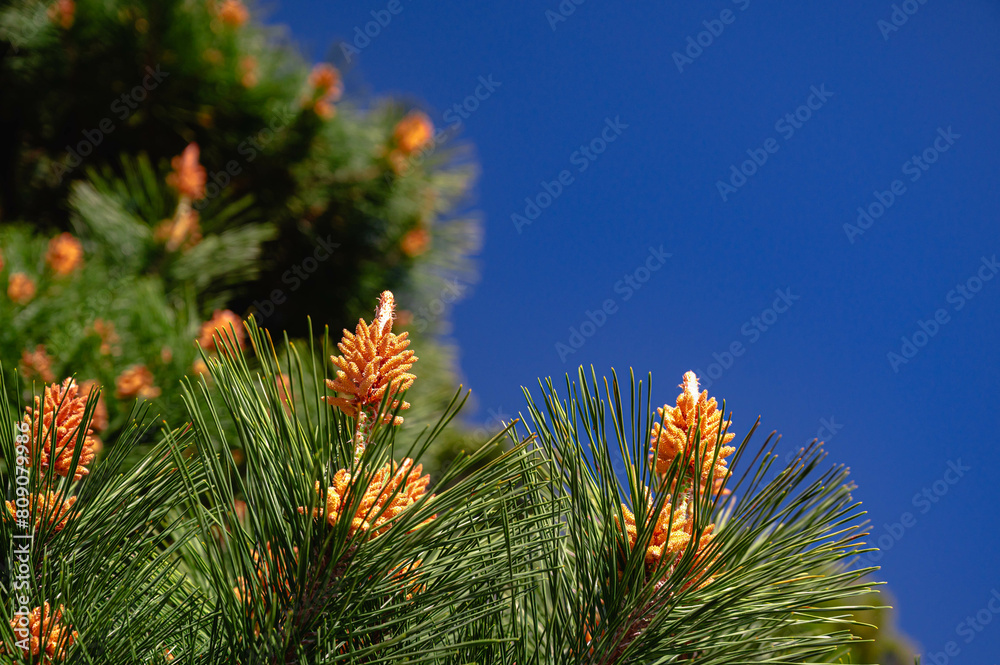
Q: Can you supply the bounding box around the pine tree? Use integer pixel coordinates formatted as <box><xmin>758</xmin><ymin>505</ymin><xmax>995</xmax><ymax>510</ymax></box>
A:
<box><xmin>0</xmin><ymin>290</ymin><xmax>894</xmax><ymax>663</ymax></box>
<box><xmin>0</xmin><ymin>0</ymin><xmax>487</xmax><ymax>476</ymax></box>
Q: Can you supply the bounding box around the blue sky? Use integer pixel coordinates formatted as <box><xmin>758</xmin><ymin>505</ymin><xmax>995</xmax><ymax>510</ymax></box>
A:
<box><xmin>269</xmin><ymin>1</ymin><xmax>1000</xmax><ymax>659</ymax></box>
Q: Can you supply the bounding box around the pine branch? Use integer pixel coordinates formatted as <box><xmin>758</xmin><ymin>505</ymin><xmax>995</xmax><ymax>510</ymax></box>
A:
<box><xmin>516</xmin><ymin>367</ymin><xmax>878</xmax><ymax>665</ymax></box>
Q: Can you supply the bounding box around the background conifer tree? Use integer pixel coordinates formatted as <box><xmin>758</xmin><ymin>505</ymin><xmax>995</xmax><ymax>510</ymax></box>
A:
<box><xmin>0</xmin><ymin>0</ymin><xmax>489</xmax><ymax>476</ymax></box>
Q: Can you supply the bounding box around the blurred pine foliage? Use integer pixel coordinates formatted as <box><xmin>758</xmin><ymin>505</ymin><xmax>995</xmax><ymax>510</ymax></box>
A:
<box><xmin>0</xmin><ymin>0</ymin><xmax>489</xmax><ymax>477</ymax></box>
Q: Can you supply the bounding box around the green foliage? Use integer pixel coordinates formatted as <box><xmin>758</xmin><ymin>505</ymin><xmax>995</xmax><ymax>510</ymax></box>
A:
<box><xmin>0</xmin><ymin>0</ymin><xmax>483</xmax><ymax>474</ymax></box>
<box><xmin>511</xmin><ymin>369</ymin><xmax>879</xmax><ymax>664</ymax></box>
<box><xmin>0</xmin><ymin>183</ymin><xmax>261</xmax><ymax>448</ymax></box>
<box><xmin>0</xmin><ymin>324</ymin><xmax>889</xmax><ymax>662</ymax></box>
<box><xmin>0</xmin><ymin>377</ymin><xmax>204</xmax><ymax>663</ymax></box>
<box><xmin>174</xmin><ymin>322</ymin><xmax>540</xmax><ymax>663</ymax></box>
<box><xmin>0</xmin><ymin>0</ymin><xmax>479</xmax><ymax>336</ymax></box>
<box><xmin>0</xmin><ymin>321</ymin><xmax>545</xmax><ymax>663</ymax></box>
<box><xmin>831</xmin><ymin>590</ymin><xmax>919</xmax><ymax>664</ymax></box>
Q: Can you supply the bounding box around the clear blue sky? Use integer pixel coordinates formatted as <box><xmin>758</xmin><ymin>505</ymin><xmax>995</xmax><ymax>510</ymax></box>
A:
<box><xmin>269</xmin><ymin>1</ymin><xmax>1000</xmax><ymax>659</ymax></box>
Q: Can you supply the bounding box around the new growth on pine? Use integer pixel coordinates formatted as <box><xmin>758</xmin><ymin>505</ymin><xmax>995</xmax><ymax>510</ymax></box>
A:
<box><xmin>0</xmin><ymin>289</ymin><xmax>878</xmax><ymax>663</ymax></box>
